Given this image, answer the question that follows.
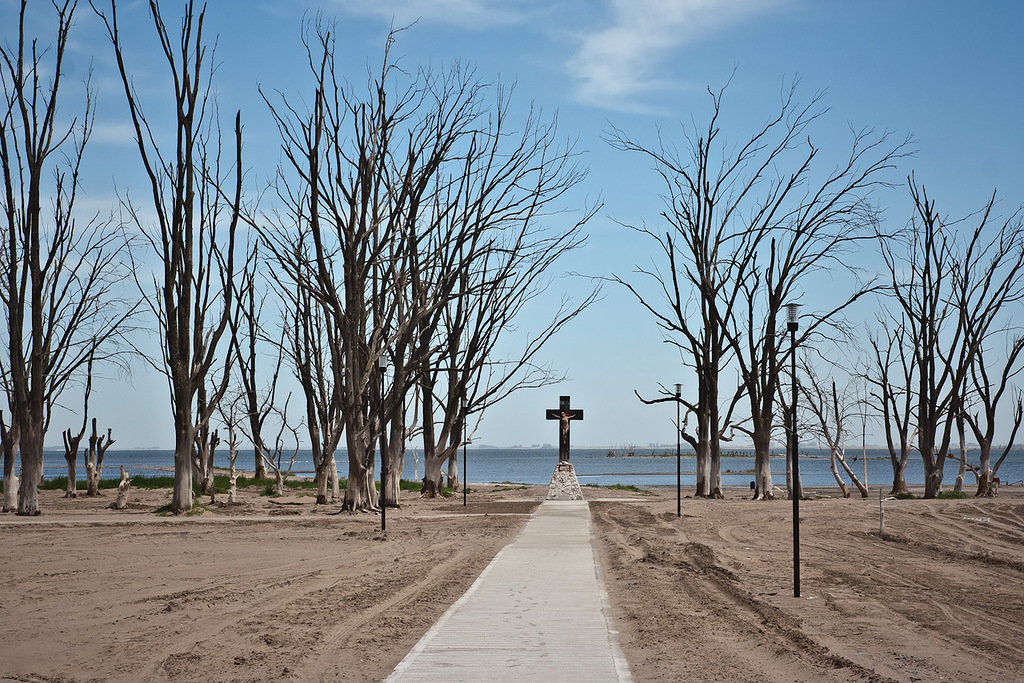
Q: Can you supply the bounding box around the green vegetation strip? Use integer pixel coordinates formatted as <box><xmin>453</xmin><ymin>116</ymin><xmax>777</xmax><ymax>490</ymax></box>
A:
<box><xmin>36</xmin><ymin>474</ymin><xmax>453</xmax><ymax>497</ymax></box>
<box><xmin>581</xmin><ymin>483</ymin><xmax>652</xmax><ymax>495</ymax></box>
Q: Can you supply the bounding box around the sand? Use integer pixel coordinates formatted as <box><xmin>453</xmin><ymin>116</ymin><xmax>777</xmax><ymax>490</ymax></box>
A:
<box><xmin>1</xmin><ymin>483</ymin><xmax>1022</xmax><ymax>682</ymax></box>
<box><xmin>592</xmin><ymin>485</ymin><xmax>1024</xmax><ymax>682</ymax></box>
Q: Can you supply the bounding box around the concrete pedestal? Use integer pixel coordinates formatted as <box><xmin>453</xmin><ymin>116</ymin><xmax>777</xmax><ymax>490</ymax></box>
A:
<box><xmin>546</xmin><ymin>461</ymin><xmax>584</xmax><ymax>500</ymax></box>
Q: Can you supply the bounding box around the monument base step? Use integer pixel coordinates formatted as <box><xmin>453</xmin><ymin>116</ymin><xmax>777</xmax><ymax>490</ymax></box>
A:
<box><xmin>547</xmin><ymin>461</ymin><xmax>584</xmax><ymax>500</ymax></box>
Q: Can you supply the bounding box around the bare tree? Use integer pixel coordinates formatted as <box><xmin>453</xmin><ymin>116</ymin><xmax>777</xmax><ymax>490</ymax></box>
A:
<box><xmin>1</xmin><ymin>0</ymin><xmax>135</xmax><ymax>515</ymax></box>
<box><xmin>726</xmin><ymin>142</ymin><xmax>899</xmax><ymax>500</ymax></box>
<box><xmin>61</xmin><ymin>350</ymin><xmax>93</xmax><ymax>498</ymax></box>
<box><xmin>95</xmin><ymin>0</ymin><xmax>240</xmax><ymax>513</ymax></box>
<box><xmin>228</xmin><ymin>242</ymin><xmax>269</xmax><ymax>480</ymax></box>
<box><xmin>192</xmin><ymin>419</ymin><xmax>218</xmax><ymax>498</ymax></box>
<box><xmin>881</xmin><ymin>183</ymin><xmax>959</xmax><ymax>498</ymax></box>
<box><xmin>215</xmin><ymin>391</ymin><xmax>246</xmax><ymax>504</ymax></box>
<box><xmin>607</xmin><ymin>84</ymin><xmax>748</xmax><ymax>498</ymax></box>
<box><xmin>959</xmin><ymin>227</ymin><xmax>1024</xmax><ymax>496</ymax></box>
<box><xmin>256</xmin><ymin>232</ymin><xmax>342</xmax><ymax>506</ymax></box>
<box><xmin>801</xmin><ymin>364</ymin><xmax>868</xmax><ymax>497</ymax></box>
<box><xmin>259</xmin><ymin>398</ymin><xmax>301</xmax><ymax>497</ymax></box>
<box><xmin>866</xmin><ymin>314</ymin><xmax>916</xmax><ymax>494</ymax></box>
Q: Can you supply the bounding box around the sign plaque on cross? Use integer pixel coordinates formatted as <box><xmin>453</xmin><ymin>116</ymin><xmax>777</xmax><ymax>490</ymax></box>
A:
<box><xmin>545</xmin><ymin>395</ymin><xmax>583</xmax><ymax>463</ymax></box>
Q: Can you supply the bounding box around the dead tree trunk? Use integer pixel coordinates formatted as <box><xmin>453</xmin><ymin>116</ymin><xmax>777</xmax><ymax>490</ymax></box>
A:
<box><xmin>226</xmin><ymin>431</ymin><xmax>240</xmax><ymax>504</ymax></box>
<box><xmin>834</xmin><ymin>447</ymin><xmax>868</xmax><ymax>497</ymax></box>
<box><xmin>85</xmin><ymin>419</ymin><xmax>114</xmax><ymax>496</ymax></box>
<box><xmin>418</xmin><ymin>375</ymin><xmax>446</xmax><ymax>498</ymax></box>
<box><xmin>829</xmin><ymin>449</ymin><xmax>849</xmax><ymax>497</ymax></box>
<box><xmin>1</xmin><ymin>414</ymin><xmax>19</xmax><ymax>512</ymax></box>
<box><xmin>954</xmin><ymin>410</ymin><xmax>968</xmax><ymax>493</ymax></box>
<box><xmin>751</xmin><ymin>429</ymin><xmax>774</xmax><ymax>500</ymax></box>
<box><xmin>62</xmin><ymin>427</ymin><xmax>84</xmax><ymax>498</ymax></box>
<box><xmin>62</xmin><ymin>350</ymin><xmax>95</xmax><ymax>499</ymax></box>
<box><xmin>112</xmin><ymin>466</ymin><xmax>131</xmax><ymax>510</ymax></box>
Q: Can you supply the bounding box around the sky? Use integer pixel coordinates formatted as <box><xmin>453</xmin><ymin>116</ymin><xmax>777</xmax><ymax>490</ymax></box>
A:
<box><xmin>5</xmin><ymin>0</ymin><xmax>1023</xmax><ymax>450</ymax></box>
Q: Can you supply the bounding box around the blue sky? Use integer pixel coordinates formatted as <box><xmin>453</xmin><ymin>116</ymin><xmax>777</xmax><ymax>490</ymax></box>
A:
<box><xmin>8</xmin><ymin>0</ymin><xmax>1023</xmax><ymax>450</ymax></box>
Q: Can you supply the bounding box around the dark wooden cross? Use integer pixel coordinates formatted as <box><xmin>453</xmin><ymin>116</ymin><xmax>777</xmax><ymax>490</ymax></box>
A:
<box><xmin>545</xmin><ymin>395</ymin><xmax>584</xmax><ymax>463</ymax></box>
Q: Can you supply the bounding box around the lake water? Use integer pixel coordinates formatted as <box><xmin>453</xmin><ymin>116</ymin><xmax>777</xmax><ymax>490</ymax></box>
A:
<box><xmin>36</xmin><ymin>445</ymin><xmax>1024</xmax><ymax>489</ymax></box>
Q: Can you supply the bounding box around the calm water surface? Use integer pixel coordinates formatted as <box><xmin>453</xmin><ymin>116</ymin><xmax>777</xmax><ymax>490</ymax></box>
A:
<box><xmin>39</xmin><ymin>445</ymin><xmax>1024</xmax><ymax>489</ymax></box>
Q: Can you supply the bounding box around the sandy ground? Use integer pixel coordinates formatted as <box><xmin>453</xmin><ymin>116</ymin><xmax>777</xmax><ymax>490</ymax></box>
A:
<box><xmin>591</xmin><ymin>485</ymin><xmax>1024</xmax><ymax>682</ymax></box>
<box><xmin>1</xmin><ymin>483</ymin><xmax>1022</xmax><ymax>682</ymax></box>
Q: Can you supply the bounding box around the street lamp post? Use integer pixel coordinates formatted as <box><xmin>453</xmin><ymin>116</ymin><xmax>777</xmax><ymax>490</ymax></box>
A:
<box><xmin>787</xmin><ymin>303</ymin><xmax>801</xmax><ymax>598</ymax></box>
<box><xmin>462</xmin><ymin>397</ymin><xmax>468</xmax><ymax>507</ymax></box>
<box><xmin>378</xmin><ymin>355</ymin><xmax>388</xmax><ymax>533</ymax></box>
<box><xmin>675</xmin><ymin>383</ymin><xmax>682</xmax><ymax>518</ymax></box>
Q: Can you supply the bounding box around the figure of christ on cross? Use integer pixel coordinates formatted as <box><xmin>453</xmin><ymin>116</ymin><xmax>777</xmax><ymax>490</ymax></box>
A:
<box><xmin>545</xmin><ymin>395</ymin><xmax>583</xmax><ymax>463</ymax></box>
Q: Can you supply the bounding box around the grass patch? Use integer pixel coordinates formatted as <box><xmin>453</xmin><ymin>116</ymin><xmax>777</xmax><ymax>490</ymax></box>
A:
<box><xmin>186</xmin><ymin>502</ymin><xmax>208</xmax><ymax>516</ymax></box>
<box><xmin>39</xmin><ymin>476</ymin><xmax>119</xmax><ymax>491</ymax></box>
<box><xmin>582</xmin><ymin>483</ymin><xmax>652</xmax><ymax>495</ymax></box>
<box><xmin>153</xmin><ymin>501</ymin><xmax>207</xmax><ymax>516</ymax></box>
<box><xmin>36</xmin><ymin>473</ymin><xmax>432</xmax><ymax>498</ymax></box>
<box><xmin>41</xmin><ymin>474</ymin><xmax>179</xmax><ymax>491</ymax></box>
<box><xmin>41</xmin><ymin>473</ymin><xmax>323</xmax><ymax>495</ymax></box>
<box><xmin>936</xmin><ymin>490</ymin><xmax>971</xmax><ymax>499</ymax></box>
<box><xmin>134</xmin><ymin>475</ymin><xmax>176</xmax><ymax>489</ymax></box>
<box><xmin>894</xmin><ymin>492</ymin><xmax>917</xmax><ymax>500</ymax></box>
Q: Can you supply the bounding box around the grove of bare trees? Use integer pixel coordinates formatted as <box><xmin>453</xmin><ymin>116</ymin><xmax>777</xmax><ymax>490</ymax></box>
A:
<box><xmin>2</xmin><ymin>2</ymin><xmax>1021</xmax><ymax>515</ymax></box>
<box><xmin>260</xmin><ymin>21</ymin><xmax>597</xmax><ymax>509</ymax></box>
<box><xmin>876</xmin><ymin>180</ymin><xmax>1024</xmax><ymax>497</ymax></box>
<box><xmin>1</xmin><ymin>2</ymin><xmax>595</xmax><ymax>515</ymax></box>
<box><xmin>614</xmin><ymin>82</ymin><xmax>1023</xmax><ymax>501</ymax></box>
<box><xmin>611</xmin><ymin>82</ymin><xmax>909</xmax><ymax>500</ymax></box>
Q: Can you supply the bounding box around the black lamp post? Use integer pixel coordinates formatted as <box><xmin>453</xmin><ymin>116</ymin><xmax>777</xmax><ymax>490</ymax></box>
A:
<box><xmin>675</xmin><ymin>383</ymin><xmax>682</xmax><ymax>518</ymax></box>
<box><xmin>462</xmin><ymin>396</ymin><xmax>468</xmax><ymax>507</ymax></box>
<box><xmin>787</xmin><ymin>303</ymin><xmax>800</xmax><ymax>598</ymax></box>
<box><xmin>378</xmin><ymin>354</ymin><xmax>388</xmax><ymax>533</ymax></box>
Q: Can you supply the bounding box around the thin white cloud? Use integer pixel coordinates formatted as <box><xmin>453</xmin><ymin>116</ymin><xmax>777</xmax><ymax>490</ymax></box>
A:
<box><xmin>568</xmin><ymin>0</ymin><xmax>786</xmax><ymax>111</ymax></box>
<box><xmin>330</xmin><ymin>0</ymin><xmax>543</xmax><ymax>29</ymax></box>
<box><xmin>90</xmin><ymin>121</ymin><xmax>137</xmax><ymax>146</ymax></box>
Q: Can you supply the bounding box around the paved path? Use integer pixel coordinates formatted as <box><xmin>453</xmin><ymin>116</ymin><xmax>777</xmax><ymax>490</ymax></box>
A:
<box><xmin>388</xmin><ymin>500</ymin><xmax>631</xmax><ymax>682</ymax></box>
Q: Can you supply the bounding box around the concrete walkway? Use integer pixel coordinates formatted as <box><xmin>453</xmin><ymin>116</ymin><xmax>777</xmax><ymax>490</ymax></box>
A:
<box><xmin>388</xmin><ymin>500</ymin><xmax>632</xmax><ymax>682</ymax></box>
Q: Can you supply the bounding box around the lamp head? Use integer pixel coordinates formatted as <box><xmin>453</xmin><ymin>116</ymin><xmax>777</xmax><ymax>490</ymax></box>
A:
<box><xmin>786</xmin><ymin>303</ymin><xmax>800</xmax><ymax>332</ymax></box>
<box><xmin>675</xmin><ymin>383</ymin><xmax>681</xmax><ymax>397</ymax></box>
<box><xmin>377</xmin><ymin>355</ymin><xmax>388</xmax><ymax>371</ymax></box>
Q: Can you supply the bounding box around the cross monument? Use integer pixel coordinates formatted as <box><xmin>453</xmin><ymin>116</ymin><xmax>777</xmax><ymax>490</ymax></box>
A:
<box><xmin>544</xmin><ymin>395</ymin><xmax>585</xmax><ymax>500</ymax></box>
<box><xmin>545</xmin><ymin>395</ymin><xmax>583</xmax><ymax>463</ymax></box>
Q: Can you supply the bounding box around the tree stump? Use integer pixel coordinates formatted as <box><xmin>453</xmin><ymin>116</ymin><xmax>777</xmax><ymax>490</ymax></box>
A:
<box><xmin>113</xmin><ymin>466</ymin><xmax>132</xmax><ymax>510</ymax></box>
